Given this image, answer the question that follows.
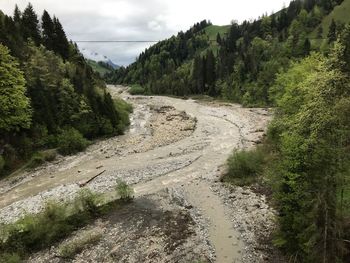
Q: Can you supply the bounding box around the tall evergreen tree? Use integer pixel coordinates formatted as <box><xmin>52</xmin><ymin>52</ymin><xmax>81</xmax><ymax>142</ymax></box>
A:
<box><xmin>13</xmin><ymin>5</ymin><xmax>21</xmax><ymax>24</ymax></box>
<box><xmin>328</xmin><ymin>19</ymin><xmax>337</xmax><ymax>43</ymax></box>
<box><xmin>41</xmin><ymin>10</ymin><xmax>54</xmax><ymax>51</ymax></box>
<box><xmin>21</xmin><ymin>3</ymin><xmax>41</xmax><ymax>44</ymax></box>
<box><xmin>205</xmin><ymin>50</ymin><xmax>216</xmax><ymax>95</ymax></box>
<box><xmin>53</xmin><ymin>17</ymin><xmax>69</xmax><ymax>59</ymax></box>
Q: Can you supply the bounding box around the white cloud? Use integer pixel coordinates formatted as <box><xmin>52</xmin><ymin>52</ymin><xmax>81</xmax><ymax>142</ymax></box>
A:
<box><xmin>0</xmin><ymin>0</ymin><xmax>289</xmax><ymax>65</ymax></box>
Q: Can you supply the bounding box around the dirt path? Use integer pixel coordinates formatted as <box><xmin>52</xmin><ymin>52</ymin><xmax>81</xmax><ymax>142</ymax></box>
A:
<box><xmin>0</xmin><ymin>85</ymin><xmax>272</xmax><ymax>262</ymax></box>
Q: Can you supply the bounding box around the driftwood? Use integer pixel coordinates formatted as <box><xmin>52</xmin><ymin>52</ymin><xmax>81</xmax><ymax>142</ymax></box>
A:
<box><xmin>78</xmin><ymin>170</ymin><xmax>106</xmax><ymax>187</ymax></box>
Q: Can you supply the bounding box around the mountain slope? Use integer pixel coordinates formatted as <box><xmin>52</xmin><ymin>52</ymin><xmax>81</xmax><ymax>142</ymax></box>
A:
<box><xmin>109</xmin><ymin>0</ymin><xmax>346</xmax><ymax>106</ymax></box>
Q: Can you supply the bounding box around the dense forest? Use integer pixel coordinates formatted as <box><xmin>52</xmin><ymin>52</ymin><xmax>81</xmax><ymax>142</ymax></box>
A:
<box><xmin>108</xmin><ymin>0</ymin><xmax>350</xmax><ymax>262</ymax></box>
<box><xmin>0</xmin><ymin>4</ymin><xmax>131</xmax><ymax>176</ymax></box>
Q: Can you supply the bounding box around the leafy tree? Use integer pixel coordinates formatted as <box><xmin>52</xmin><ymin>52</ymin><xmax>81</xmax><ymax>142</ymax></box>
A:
<box><xmin>0</xmin><ymin>44</ymin><xmax>32</xmax><ymax>133</ymax></box>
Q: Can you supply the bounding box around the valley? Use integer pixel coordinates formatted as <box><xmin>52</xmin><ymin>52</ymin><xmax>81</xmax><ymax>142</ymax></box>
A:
<box><xmin>0</xmin><ymin>86</ymin><xmax>277</xmax><ymax>262</ymax></box>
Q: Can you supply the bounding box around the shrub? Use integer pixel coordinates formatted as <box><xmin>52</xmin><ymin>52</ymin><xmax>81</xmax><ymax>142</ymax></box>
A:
<box><xmin>27</xmin><ymin>153</ymin><xmax>45</xmax><ymax>168</ymax></box>
<box><xmin>42</xmin><ymin>149</ymin><xmax>57</xmax><ymax>162</ymax></box>
<box><xmin>0</xmin><ymin>191</ymin><xmax>102</xmax><ymax>259</ymax></box>
<box><xmin>57</xmin><ymin>128</ymin><xmax>89</xmax><ymax>155</ymax></box>
<box><xmin>128</xmin><ymin>84</ymin><xmax>145</xmax><ymax>95</ymax></box>
<box><xmin>225</xmin><ymin>148</ymin><xmax>265</xmax><ymax>186</ymax></box>
<box><xmin>57</xmin><ymin>230</ymin><xmax>102</xmax><ymax>259</ymax></box>
<box><xmin>116</xmin><ymin>180</ymin><xmax>133</xmax><ymax>200</ymax></box>
<box><xmin>73</xmin><ymin>189</ymin><xmax>102</xmax><ymax>217</ymax></box>
<box><xmin>27</xmin><ymin>150</ymin><xmax>57</xmax><ymax>169</ymax></box>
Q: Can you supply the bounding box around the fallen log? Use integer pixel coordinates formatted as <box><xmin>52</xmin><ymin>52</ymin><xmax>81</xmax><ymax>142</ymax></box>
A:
<box><xmin>78</xmin><ymin>170</ymin><xmax>106</xmax><ymax>187</ymax></box>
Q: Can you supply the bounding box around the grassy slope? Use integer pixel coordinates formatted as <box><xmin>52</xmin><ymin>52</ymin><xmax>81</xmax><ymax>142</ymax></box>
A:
<box><xmin>87</xmin><ymin>59</ymin><xmax>113</xmax><ymax>76</ymax></box>
<box><xmin>203</xmin><ymin>25</ymin><xmax>230</xmax><ymax>54</ymax></box>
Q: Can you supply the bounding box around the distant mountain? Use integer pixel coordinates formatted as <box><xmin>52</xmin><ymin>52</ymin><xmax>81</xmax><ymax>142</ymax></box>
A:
<box><xmin>81</xmin><ymin>48</ymin><xmax>119</xmax><ymax>69</ymax></box>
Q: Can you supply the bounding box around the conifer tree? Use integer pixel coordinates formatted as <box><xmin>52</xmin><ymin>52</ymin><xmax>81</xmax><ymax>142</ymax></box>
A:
<box><xmin>41</xmin><ymin>10</ymin><xmax>55</xmax><ymax>51</ymax></box>
<box><xmin>328</xmin><ymin>19</ymin><xmax>337</xmax><ymax>43</ymax></box>
<box><xmin>13</xmin><ymin>5</ymin><xmax>21</xmax><ymax>24</ymax></box>
<box><xmin>21</xmin><ymin>3</ymin><xmax>41</xmax><ymax>44</ymax></box>
<box><xmin>53</xmin><ymin>17</ymin><xmax>69</xmax><ymax>59</ymax></box>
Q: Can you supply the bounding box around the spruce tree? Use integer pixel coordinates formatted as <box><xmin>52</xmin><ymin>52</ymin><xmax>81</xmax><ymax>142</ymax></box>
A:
<box><xmin>13</xmin><ymin>5</ymin><xmax>21</xmax><ymax>24</ymax></box>
<box><xmin>41</xmin><ymin>10</ymin><xmax>55</xmax><ymax>51</ymax></box>
<box><xmin>53</xmin><ymin>17</ymin><xmax>69</xmax><ymax>59</ymax></box>
<box><xmin>328</xmin><ymin>19</ymin><xmax>337</xmax><ymax>43</ymax></box>
<box><xmin>21</xmin><ymin>3</ymin><xmax>41</xmax><ymax>44</ymax></box>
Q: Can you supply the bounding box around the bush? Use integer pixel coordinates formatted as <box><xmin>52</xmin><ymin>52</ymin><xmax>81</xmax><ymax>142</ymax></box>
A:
<box><xmin>27</xmin><ymin>153</ymin><xmax>45</xmax><ymax>168</ymax></box>
<box><xmin>57</xmin><ymin>128</ymin><xmax>89</xmax><ymax>155</ymax></box>
<box><xmin>0</xmin><ymin>190</ymin><xmax>103</xmax><ymax>260</ymax></box>
<box><xmin>73</xmin><ymin>189</ymin><xmax>102</xmax><ymax>217</ymax></box>
<box><xmin>57</xmin><ymin>230</ymin><xmax>102</xmax><ymax>259</ymax></box>
<box><xmin>128</xmin><ymin>84</ymin><xmax>145</xmax><ymax>95</ymax></box>
<box><xmin>27</xmin><ymin>150</ymin><xmax>57</xmax><ymax>169</ymax></box>
<box><xmin>116</xmin><ymin>180</ymin><xmax>133</xmax><ymax>200</ymax></box>
<box><xmin>224</xmin><ymin>148</ymin><xmax>265</xmax><ymax>186</ymax></box>
<box><xmin>114</xmin><ymin>98</ymin><xmax>132</xmax><ymax>134</ymax></box>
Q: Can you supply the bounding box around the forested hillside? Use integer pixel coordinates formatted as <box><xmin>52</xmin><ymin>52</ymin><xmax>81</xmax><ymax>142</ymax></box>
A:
<box><xmin>108</xmin><ymin>0</ymin><xmax>346</xmax><ymax>106</ymax></box>
<box><xmin>0</xmin><ymin>4</ymin><xmax>130</xmax><ymax>176</ymax></box>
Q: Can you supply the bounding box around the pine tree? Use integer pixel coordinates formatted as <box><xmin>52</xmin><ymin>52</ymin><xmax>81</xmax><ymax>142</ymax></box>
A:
<box><xmin>303</xmin><ymin>38</ymin><xmax>311</xmax><ymax>55</ymax></box>
<box><xmin>205</xmin><ymin>50</ymin><xmax>216</xmax><ymax>96</ymax></box>
<box><xmin>53</xmin><ymin>17</ymin><xmax>69</xmax><ymax>59</ymax></box>
<box><xmin>328</xmin><ymin>19</ymin><xmax>337</xmax><ymax>43</ymax></box>
<box><xmin>21</xmin><ymin>3</ymin><xmax>41</xmax><ymax>44</ymax></box>
<box><xmin>41</xmin><ymin>10</ymin><xmax>55</xmax><ymax>51</ymax></box>
<box><xmin>216</xmin><ymin>33</ymin><xmax>222</xmax><ymax>45</ymax></box>
<box><xmin>13</xmin><ymin>5</ymin><xmax>21</xmax><ymax>24</ymax></box>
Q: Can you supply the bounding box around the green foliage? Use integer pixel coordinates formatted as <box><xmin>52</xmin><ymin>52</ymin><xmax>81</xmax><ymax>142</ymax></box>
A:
<box><xmin>0</xmin><ymin>4</ymin><xmax>130</xmax><ymax>175</ymax></box>
<box><xmin>57</xmin><ymin>128</ymin><xmax>89</xmax><ymax>155</ymax></box>
<box><xmin>27</xmin><ymin>150</ymin><xmax>56</xmax><ymax>168</ymax></box>
<box><xmin>224</xmin><ymin>148</ymin><xmax>265</xmax><ymax>186</ymax></box>
<box><xmin>116</xmin><ymin>180</ymin><xmax>133</xmax><ymax>200</ymax></box>
<box><xmin>57</xmin><ymin>230</ymin><xmax>102</xmax><ymax>259</ymax></box>
<box><xmin>128</xmin><ymin>84</ymin><xmax>145</xmax><ymax>95</ymax></box>
<box><xmin>0</xmin><ymin>190</ymin><xmax>104</xmax><ymax>260</ymax></box>
<box><xmin>0</xmin><ymin>44</ymin><xmax>32</xmax><ymax>133</ymax></box>
<box><xmin>264</xmin><ymin>26</ymin><xmax>350</xmax><ymax>262</ymax></box>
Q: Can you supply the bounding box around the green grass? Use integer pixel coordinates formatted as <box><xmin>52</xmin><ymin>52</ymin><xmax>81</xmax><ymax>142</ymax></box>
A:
<box><xmin>204</xmin><ymin>25</ymin><xmax>230</xmax><ymax>40</ymax></box>
<box><xmin>203</xmin><ymin>25</ymin><xmax>230</xmax><ymax>54</ymax></box>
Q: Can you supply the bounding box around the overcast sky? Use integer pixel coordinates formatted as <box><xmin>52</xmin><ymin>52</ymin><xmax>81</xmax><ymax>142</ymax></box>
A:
<box><xmin>1</xmin><ymin>0</ymin><xmax>290</xmax><ymax>65</ymax></box>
